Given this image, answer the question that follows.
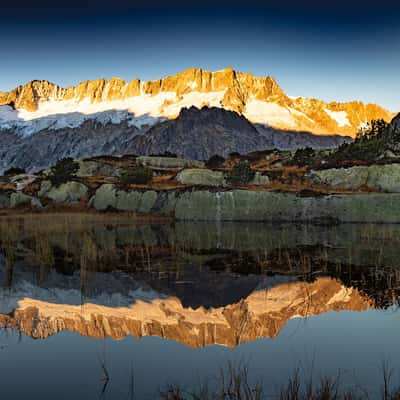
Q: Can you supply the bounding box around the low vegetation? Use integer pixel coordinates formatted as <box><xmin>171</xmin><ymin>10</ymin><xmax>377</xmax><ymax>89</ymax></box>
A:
<box><xmin>289</xmin><ymin>147</ymin><xmax>316</xmax><ymax>167</ymax></box>
<box><xmin>48</xmin><ymin>157</ymin><xmax>79</xmax><ymax>187</ymax></box>
<box><xmin>329</xmin><ymin>119</ymin><xmax>392</xmax><ymax>163</ymax></box>
<box><xmin>226</xmin><ymin>161</ymin><xmax>255</xmax><ymax>185</ymax></box>
<box><xmin>205</xmin><ymin>154</ymin><xmax>226</xmax><ymax>169</ymax></box>
<box><xmin>160</xmin><ymin>362</ymin><xmax>400</xmax><ymax>400</ymax></box>
<box><xmin>120</xmin><ymin>166</ymin><xmax>153</xmax><ymax>185</ymax></box>
<box><xmin>149</xmin><ymin>151</ymin><xmax>178</xmax><ymax>158</ymax></box>
<box><xmin>4</xmin><ymin>167</ymin><xmax>26</xmax><ymax>176</ymax></box>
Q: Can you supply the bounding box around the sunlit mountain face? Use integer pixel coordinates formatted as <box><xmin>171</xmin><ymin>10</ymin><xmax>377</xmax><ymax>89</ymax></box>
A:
<box><xmin>0</xmin><ymin>68</ymin><xmax>393</xmax><ymax>137</ymax></box>
<box><xmin>0</xmin><ymin>68</ymin><xmax>395</xmax><ymax>171</ymax></box>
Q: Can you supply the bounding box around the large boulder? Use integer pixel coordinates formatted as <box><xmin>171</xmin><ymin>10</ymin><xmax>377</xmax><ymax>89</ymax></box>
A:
<box><xmin>116</xmin><ymin>190</ymin><xmax>158</xmax><ymax>212</ymax></box>
<box><xmin>367</xmin><ymin>164</ymin><xmax>400</xmax><ymax>192</ymax></box>
<box><xmin>10</xmin><ymin>192</ymin><xmax>42</xmax><ymax>208</ymax></box>
<box><xmin>176</xmin><ymin>169</ymin><xmax>226</xmax><ymax>187</ymax></box>
<box><xmin>310</xmin><ymin>164</ymin><xmax>400</xmax><ymax>192</ymax></box>
<box><xmin>39</xmin><ymin>180</ymin><xmax>88</xmax><ymax>204</ymax></box>
<box><xmin>38</xmin><ymin>180</ymin><xmax>52</xmax><ymax>197</ymax></box>
<box><xmin>137</xmin><ymin>156</ymin><xmax>204</xmax><ymax>169</ymax></box>
<box><xmin>90</xmin><ymin>184</ymin><xmax>117</xmax><ymax>210</ymax></box>
<box><xmin>310</xmin><ymin>166</ymin><xmax>369</xmax><ymax>190</ymax></box>
<box><xmin>77</xmin><ymin>160</ymin><xmax>120</xmax><ymax>177</ymax></box>
<box><xmin>90</xmin><ymin>184</ymin><xmax>160</xmax><ymax>212</ymax></box>
<box><xmin>0</xmin><ymin>192</ymin><xmax>11</xmax><ymax>208</ymax></box>
<box><xmin>250</xmin><ymin>172</ymin><xmax>270</xmax><ymax>186</ymax></box>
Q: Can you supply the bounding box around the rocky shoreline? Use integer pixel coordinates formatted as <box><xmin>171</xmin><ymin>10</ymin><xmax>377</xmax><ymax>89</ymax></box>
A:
<box><xmin>2</xmin><ymin>154</ymin><xmax>400</xmax><ymax>223</ymax></box>
<box><xmin>86</xmin><ymin>185</ymin><xmax>400</xmax><ymax>223</ymax></box>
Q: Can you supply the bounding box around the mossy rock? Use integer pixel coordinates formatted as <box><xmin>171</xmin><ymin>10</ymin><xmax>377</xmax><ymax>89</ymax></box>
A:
<box><xmin>137</xmin><ymin>156</ymin><xmax>204</xmax><ymax>169</ymax></box>
<box><xmin>40</xmin><ymin>181</ymin><xmax>88</xmax><ymax>204</ymax></box>
<box><xmin>176</xmin><ymin>169</ymin><xmax>226</xmax><ymax>187</ymax></box>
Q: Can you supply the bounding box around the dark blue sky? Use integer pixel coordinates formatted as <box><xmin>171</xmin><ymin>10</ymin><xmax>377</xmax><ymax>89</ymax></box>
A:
<box><xmin>0</xmin><ymin>0</ymin><xmax>399</xmax><ymax>110</ymax></box>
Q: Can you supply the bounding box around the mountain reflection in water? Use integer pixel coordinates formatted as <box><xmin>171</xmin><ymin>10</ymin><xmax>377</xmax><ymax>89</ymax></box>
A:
<box><xmin>0</xmin><ymin>214</ymin><xmax>398</xmax><ymax>348</ymax></box>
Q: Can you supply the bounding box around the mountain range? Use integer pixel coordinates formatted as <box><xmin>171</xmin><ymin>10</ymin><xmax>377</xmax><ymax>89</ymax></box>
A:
<box><xmin>0</xmin><ymin>68</ymin><xmax>395</xmax><ymax>171</ymax></box>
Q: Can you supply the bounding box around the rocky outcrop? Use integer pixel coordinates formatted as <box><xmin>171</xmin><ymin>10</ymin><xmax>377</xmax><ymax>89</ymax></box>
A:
<box><xmin>90</xmin><ymin>184</ymin><xmax>117</xmax><ymax>210</ymax></box>
<box><xmin>251</xmin><ymin>172</ymin><xmax>270</xmax><ymax>186</ymax></box>
<box><xmin>176</xmin><ymin>169</ymin><xmax>270</xmax><ymax>187</ymax></box>
<box><xmin>89</xmin><ymin>185</ymin><xmax>400</xmax><ymax>223</ymax></box>
<box><xmin>391</xmin><ymin>113</ymin><xmax>400</xmax><ymax>130</ymax></box>
<box><xmin>176</xmin><ymin>168</ymin><xmax>226</xmax><ymax>187</ymax></box>
<box><xmin>0</xmin><ymin>192</ymin><xmax>10</xmax><ymax>208</ymax></box>
<box><xmin>90</xmin><ymin>184</ymin><xmax>160</xmax><ymax>213</ymax></box>
<box><xmin>136</xmin><ymin>156</ymin><xmax>204</xmax><ymax>169</ymax></box>
<box><xmin>10</xmin><ymin>192</ymin><xmax>41</xmax><ymax>208</ymax></box>
<box><xmin>39</xmin><ymin>181</ymin><xmax>88</xmax><ymax>204</ymax></box>
<box><xmin>0</xmin><ymin>80</ymin><xmax>62</xmax><ymax>112</ymax></box>
<box><xmin>77</xmin><ymin>159</ymin><xmax>120</xmax><ymax>177</ymax></box>
<box><xmin>310</xmin><ymin>164</ymin><xmax>400</xmax><ymax>192</ymax></box>
<box><xmin>0</xmin><ymin>277</ymin><xmax>373</xmax><ymax>347</ymax></box>
<box><xmin>173</xmin><ymin>190</ymin><xmax>400</xmax><ymax>223</ymax></box>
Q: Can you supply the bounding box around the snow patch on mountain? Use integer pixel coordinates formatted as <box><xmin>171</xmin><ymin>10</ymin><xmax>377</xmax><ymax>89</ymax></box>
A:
<box><xmin>324</xmin><ymin>108</ymin><xmax>351</xmax><ymax>127</ymax></box>
<box><xmin>0</xmin><ymin>93</ymin><xmax>177</xmax><ymax>135</ymax></box>
<box><xmin>0</xmin><ymin>91</ymin><xmax>228</xmax><ymax>136</ymax></box>
<box><xmin>244</xmin><ymin>100</ymin><xmax>297</xmax><ymax>128</ymax></box>
<box><xmin>0</xmin><ymin>88</ymin><xmax>360</xmax><ymax>138</ymax></box>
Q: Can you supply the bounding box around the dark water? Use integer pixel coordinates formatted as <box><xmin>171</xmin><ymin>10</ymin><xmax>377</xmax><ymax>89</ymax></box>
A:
<box><xmin>0</xmin><ymin>214</ymin><xmax>399</xmax><ymax>399</ymax></box>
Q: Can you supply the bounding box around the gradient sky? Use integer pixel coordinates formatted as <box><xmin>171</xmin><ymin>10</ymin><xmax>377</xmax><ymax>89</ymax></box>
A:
<box><xmin>0</xmin><ymin>0</ymin><xmax>399</xmax><ymax>110</ymax></box>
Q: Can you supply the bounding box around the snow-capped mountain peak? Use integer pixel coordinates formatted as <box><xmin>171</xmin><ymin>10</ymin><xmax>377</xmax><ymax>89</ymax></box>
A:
<box><xmin>0</xmin><ymin>67</ymin><xmax>394</xmax><ymax>137</ymax></box>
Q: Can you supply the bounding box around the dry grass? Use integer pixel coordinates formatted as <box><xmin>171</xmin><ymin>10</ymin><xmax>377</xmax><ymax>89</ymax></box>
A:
<box><xmin>160</xmin><ymin>362</ymin><xmax>400</xmax><ymax>400</ymax></box>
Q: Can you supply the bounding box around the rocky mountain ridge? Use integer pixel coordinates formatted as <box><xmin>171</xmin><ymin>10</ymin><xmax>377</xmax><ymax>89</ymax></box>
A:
<box><xmin>0</xmin><ymin>67</ymin><xmax>394</xmax><ymax>137</ymax></box>
<box><xmin>0</xmin><ymin>107</ymin><xmax>350</xmax><ymax>172</ymax></box>
<box><xmin>130</xmin><ymin>106</ymin><xmax>270</xmax><ymax>159</ymax></box>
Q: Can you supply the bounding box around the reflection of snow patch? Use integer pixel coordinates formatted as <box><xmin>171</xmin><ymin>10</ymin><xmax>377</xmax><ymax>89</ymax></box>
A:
<box><xmin>327</xmin><ymin>286</ymin><xmax>353</xmax><ymax>304</ymax></box>
<box><xmin>0</xmin><ymin>275</ymin><xmax>163</xmax><ymax>314</ymax></box>
<box><xmin>324</xmin><ymin>108</ymin><xmax>350</xmax><ymax>127</ymax></box>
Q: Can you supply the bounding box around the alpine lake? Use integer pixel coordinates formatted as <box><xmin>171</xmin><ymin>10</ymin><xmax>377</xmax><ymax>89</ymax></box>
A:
<box><xmin>0</xmin><ymin>214</ymin><xmax>399</xmax><ymax>399</ymax></box>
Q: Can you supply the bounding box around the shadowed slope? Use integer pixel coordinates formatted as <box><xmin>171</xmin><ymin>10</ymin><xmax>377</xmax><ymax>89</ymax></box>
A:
<box><xmin>130</xmin><ymin>106</ymin><xmax>349</xmax><ymax>160</ymax></box>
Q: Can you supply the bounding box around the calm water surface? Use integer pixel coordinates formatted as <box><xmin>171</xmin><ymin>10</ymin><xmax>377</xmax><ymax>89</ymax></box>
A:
<box><xmin>0</xmin><ymin>215</ymin><xmax>399</xmax><ymax>399</ymax></box>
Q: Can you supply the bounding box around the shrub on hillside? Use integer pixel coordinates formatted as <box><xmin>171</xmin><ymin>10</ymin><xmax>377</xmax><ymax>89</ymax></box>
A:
<box><xmin>226</xmin><ymin>161</ymin><xmax>255</xmax><ymax>186</ymax></box>
<box><xmin>49</xmin><ymin>158</ymin><xmax>79</xmax><ymax>187</ymax></box>
<box><xmin>149</xmin><ymin>151</ymin><xmax>177</xmax><ymax>158</ymax></box>
<box><xmin>289</xmin><ymin>147</ymin><xmax>316</xmax><ymax>166</ymax></box>
<box><xmin>120</xmin><ymin>166</ymin><xmax>153</xmax><ymax>185</ymax></box>
<box><xmin>206</xmin><ymin>154</ymin><xmax>225</xmax><ymax>169</ymax></box>
<box><xmin>4</xmin><ymin>167</ymin><xmax>26</xmax><ymax>176</ymax></box>
<box><xmin>228</xmin><ymin>152</ymin><xmax>241</xmax><ymax>159</ymax></box>
<box><xmin>331</xmin><ymin>140</ymin><xmax>384</xmax><ymax>163</ymax></box>
<box><xmin>355</xmin><ymin>119</ymin><xmax>389</xmax><ymax>142</ymax></box>
<box><xmin>330</xmin><ymin>119</ymin><xmax>389</xmax><ymax>163</ymax></box>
